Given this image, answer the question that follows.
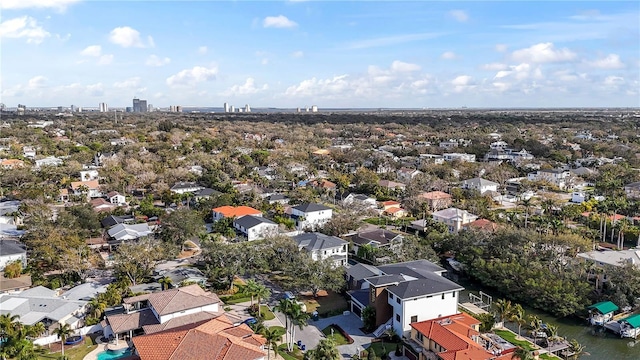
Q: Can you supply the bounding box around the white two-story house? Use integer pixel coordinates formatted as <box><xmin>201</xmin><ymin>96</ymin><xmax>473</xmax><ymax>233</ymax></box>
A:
<box><xmin>292</xmin><ymin>232</ymin><xmax>348</xmax><ymax>267</ymax></box>
<box><xmin>432</xmin><ymin>208</ymin><xmax>478</xmax><ymax>233</ymax></box>
<box><xmin>527</xmin><ymin>169</ymin><xmax>571</xmax><ymax>189</ymax></box>
<box><xmin>461</xmin><ymin>177</ymin><xmax>499</xmax><ymax>195</ymax></box>
<box><xmin>233</xmin><ymin>215</ymin><xmax>279</xmax><ymax>241</ymax></box>
<box><xmin>347</xmin><ymin>260</ymin><xmax>463</xmax><ymax>338</ymax></box>
<box><xmin>288</xmin><ymin>203</ymin><xmax>333</xmax><ymax>231</ymax></box>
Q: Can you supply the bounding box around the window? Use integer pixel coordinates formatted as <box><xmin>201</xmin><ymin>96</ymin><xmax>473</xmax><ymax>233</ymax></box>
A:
<box><xmin>389</xmin><ymin>293</ymin><xmax>393</xmax><ymax>299</ymax></box>
<box><xmin>411</xmin><ymin>315</ymin><xmax>418</xmax><ymax>323</ymax></box>
<box><xmin>396</xmin><ymin>297</ymin><xmax>401</xmax><ymax>304</ymax></box>
<box><xmin>442</xmin><ymin>294</ymin><xmax>445</xmax><ymax>300</ymax></box>
<box><xmin>396</xmin><ymin>314</ymin><xmax>400</xmax><ymax>322</ymax></box>
<box><xmin>453</xmin><ymin>292</ymin><xmax>456</xmax><ymax>298</ymax></box>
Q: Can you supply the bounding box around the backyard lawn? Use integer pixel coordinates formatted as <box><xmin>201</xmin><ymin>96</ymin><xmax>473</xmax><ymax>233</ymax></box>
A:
<box><xmin>38</xmin><ymin>336</ymin><xmax>98</xmax><ymax>360</ymax></box>
<box><xmin>493</xmin><ymin>329</ymin><xmax>556</xmax><ymax>360</ymax></box>
<box><xmin>260</xmin><ymin>305</ymin><xmax>276</xmax><ymax>320</ymax></box>
<box><xmin>365</xmin><ymin>340</ymin><xmax>401</xmax><ymax>359</ymax></box>
<box><xmin>300</xmin><ymin>290</ymin><xmax>348</xmax><ymax>316</ymax></box>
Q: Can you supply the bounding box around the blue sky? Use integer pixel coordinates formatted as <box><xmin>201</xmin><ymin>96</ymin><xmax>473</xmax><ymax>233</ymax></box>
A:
<box><xmin>1</xmin><ymin>0</ymin><xmax>639</xmax><ymax>108</ymax></box>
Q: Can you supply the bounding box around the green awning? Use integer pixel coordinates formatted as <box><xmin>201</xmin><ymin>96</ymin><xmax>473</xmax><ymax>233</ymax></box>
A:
<box><xmin>621</xmin><ymin>314</ymin><xmax>640</xmax><ymax>328</ymax></box>
<box><xmin>588</xmin><ymin>301</ymin><xmax>619</xmax><ymax>314</ymax></box>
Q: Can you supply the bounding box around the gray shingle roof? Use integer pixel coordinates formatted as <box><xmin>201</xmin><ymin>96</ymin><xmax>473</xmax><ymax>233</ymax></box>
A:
<box><xmin>346</xmin><ymin>263</ymin><xmax>379</xmax><ymax>281</ymax></box>
<box><xmin>293</xmin><ymin>203</ymin><xmax>331</xmax><ymax>213</ymax></box>
<box><xmin>386</xmin><ymin>275</ymin><xmax>463</xmax><ymax>299</ymax></box>
<box><xmin>377</xmin><ymin>259</ymin><xmax>445</xmax><ymax>278</ymax></box>
<box><xmin>292</xmin><ymin>232</ymin><xmax>347</xmax><ymax>251</ymax></box>
<box><xmin>0</xmin><ymin>240</ymin><xmax>26</xmax><ymax>256</ymax></box>
<box><xmin>233</xmin><ymin>215</ymin><xmax>276</xmax><ymax>229</ymax></box>
<box><xmin>365</xmin><ymin>274</ymin><xmax>406</xmax><ymax>286</ymax></box>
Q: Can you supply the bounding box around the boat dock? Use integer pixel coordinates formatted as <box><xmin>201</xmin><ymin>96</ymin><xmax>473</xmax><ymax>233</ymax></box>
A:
<box><xmin>603</xmin><ymin>320</ymin><xmax>622</xmax><ymax>334</ymax></box>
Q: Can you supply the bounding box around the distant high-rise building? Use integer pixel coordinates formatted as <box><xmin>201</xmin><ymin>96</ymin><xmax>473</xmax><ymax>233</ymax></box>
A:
<box><xmin>147</xmin><ymin>104</ymin><xmax>153</xmax><ymax>112</ymax></box>
<box><xmin>169</xmin><ymin>105</ymin><xmax>182</xmax><ymax>112</ymax></box>
<box><xmin>70</xmin><ymin>105</ymin><xmax>75</xmax><ymax>112</ymax></box>
<box><xmin>223</xmin><ymin>102</ymin><xmax>229</xmax><ymax>113</ymax></box>
<box><xmin>244</xmin><ymin>104</ymin><xmax>251</xmax><ymax>112</ymax></box>
<box><xmin>230</xmin><ymin>105</ymin><xmax>235</xmax><ymax>113</ymax></box>
<box><xmin>99</xmin><ymin>103</ymin><xmax>108</xmax><ymax>112</ymax></box>
<box><xmin>132</xmin><ymin>98</ymin><xmax>148</xmax><ymax>113</ymax></box>
<box><xmin>311</xmin><ymin>105</ymin><xmax>318</xmax><ymax>113</ymax></box>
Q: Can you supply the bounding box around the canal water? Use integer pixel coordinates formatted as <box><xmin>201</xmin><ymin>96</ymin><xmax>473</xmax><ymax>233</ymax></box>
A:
<box><xmin>452</xmin><ymin>276</ymin><xmax>640</xmax><ymax>359</ymax></box>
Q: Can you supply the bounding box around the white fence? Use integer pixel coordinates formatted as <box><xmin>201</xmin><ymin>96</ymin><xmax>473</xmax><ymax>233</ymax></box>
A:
<box><xmin>33</xmin><ymin>323</ymin><xmax>103</xmax><ymax>346</ymax></box>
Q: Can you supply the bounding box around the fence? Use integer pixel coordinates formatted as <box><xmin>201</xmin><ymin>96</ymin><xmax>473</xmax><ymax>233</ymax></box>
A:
<box><xmin>33</xmin><ymin>323</ymin><xmax>104</xmax><ymax>346</ymax></box>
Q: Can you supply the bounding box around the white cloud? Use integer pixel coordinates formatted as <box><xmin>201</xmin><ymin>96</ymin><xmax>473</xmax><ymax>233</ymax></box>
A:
<box><xmin>28</xmin><ymin>76</ymin><xmax>47</xmax><ymax>88</ymax></box>
<box><xmin>85</xmin><ymin>83</ymin><xmax>104</xmax><ymax>96</ymax></box>
<box><xmin>146</xmin><ymin>55</ymin><xmax>171</xmax><ymax>67</ymax></box>
<box><xmin>263</xmin><ymin>15</ymin><xmax>298</xmax><ymax>29</ymax></box>
<box><xmin>0</xmin><ymin>16</ymin><xmax>50</xmax><ymax>44</ymax></box>
<box><xmin>585</xmin><ymin>54</ymin><xmax>625</xmax><ymax>69</ymax></box>
<box><xmin>449</xmin><ymin>10</ymin><xmax>469</xmax><ymax>22</ymax></box>
<box><xmin>147</xmin><ymin>35</ymin><xmax>155</xmax><ymax>48</ymax></box>
<box><xmin>603</xmin><ymin>76</ymin><xmax>624</xmax><ymax>86</ymax></box>
<box><xmin>511</xmin><ymin>42</ymin><xmax>577</xmax><ymax>63</ymax></box>
<box><xmin>390</xmin><ymin>60</ymin><xmax>421</xmax><ymax>72</ymax></box>
<box><xmin>285</xmin><ymin>75</ymin><xmax>350</xmax><ymax>97</ymax></box>
<box><xmin>98</xmin><ymin>54</ymin><xmax>113</xmax><ymax>65</ymax></box>
<box><xmin>0</xmin><ymin>0</ymin><xmax>80</xmax><ymax>10</ymax></box>
<box><xmin>166</xmin><ymin>65</ymin><xmax>218</xmax><ymax>87</ymax></box>
<box><xmin>481</xmin><ymin>63</ymin><xmax>508</xmax><ymax>71</ymax></box>
<box><xmin>292</xmin><ymin>50</ymin><xmax>304</xmax><ymax>58</ymax></box>
<box><xmin>451</xmin><ymin>75</ymin><xmax>475</xmax><ymax>93</ymax></box>
<box><xmin>113</xmin><ymin>77</ymin><xmax>141</xmax><ymax>89</ymax></box>
<box><xmin>495</xmin><ymin>44</ymin><xmax>508</xmax><ymax>52</ymax></box>
<box><xmin>198</xmin><ymin>46</ymin><xmax>208</xmax><ymax>54</ymax></box>
<box><xmin>109</xmin><ymin>26</ymin><xmax>146</xmax><ymax>48</ymax></box>
<box><xmin>441</xmin><ymin>51</ymin><xmax>457</xmax><ymax>60</ymax></box>
<box><xmin>80</xmin><ymin>45</ymin><xmax>101</xmax><ymax>57</ymax></box>
<box><xmin>221</xmin><ymin>78</ymin><xmax>269</xmax><ymax>96</ymax></box>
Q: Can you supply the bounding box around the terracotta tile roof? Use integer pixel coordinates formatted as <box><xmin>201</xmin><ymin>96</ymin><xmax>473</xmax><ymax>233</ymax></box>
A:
<box><xmin>1</xmin><ymin>159</ymin><xmax>25</xmax><ymax>167</ymax></box>
<box><xmin>71</xmin><ymin>180</ymin><xmax>100</xmax><ymax>190</ymax></box>
<box><xmin>125</xmin><ymin>284</ymin><xmax>220</xmax><ymax>317</ymax></box>
<box><xmin>132</xmin><ymin>314</ymin><xmax>266</xmax><ymax>360</ymax></box>
<box><xmin>411</xmin><ymin>313</ymin><xmax>501</xmax><ymax>360</ymax></box>
<box><xmin>462</xmin><ymin>219</ymin><xmax>499</xmax><ymax>231</ymax></box>
<box><xmin>385</xmin><ymin>207</ymin><xmax>406</xmax><ymax>214</ymax></box>
<box><xmin>142</xmin><ymin>311</ymin><xmax>222</xmax><ymax>334</ymax></box>
<box><xmin>212</xmin><ymin>206</ymin><xmax>262</xmax><ymax>218</ymax></box>
<box><xmin>382</xmin><ymin>200</ymin><xmax>400</xmax><ymax>206</ymax></box>
<box><xmin>418</xmin><ymin>191</ymin><xmax>452</xmax><ymax>200</ymax></box>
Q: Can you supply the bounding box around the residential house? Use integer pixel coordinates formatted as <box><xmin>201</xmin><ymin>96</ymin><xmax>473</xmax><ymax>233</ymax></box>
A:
<box><xmin>381</xmin><ymin>200</ymin><xmax>408</xmax><ymax>218</ymax></box>
<box><xmin>381</xmin><ymin>200</ymin><xmax>401</xmax><ymax>212</ymax></box>
<box><xmin>233</xmin><ymin>215</ymin><xmax>279</xmax><ymax>241</ymax></box>
<box><xmin>342</xmin><ymin>193</ymin><xmax>377</xmax><ymax>210</ymax></box>
<box><xmin>292</xmin><ymin>232</ymin><xmax>348</xmax><ymax>267</ymax></box>
<box><xmin>170</xmin><ymin>182</ymin><xmax>205</xmax><ymax>195</ymax></box>
<box><xmin>212</xmin><ymin>206</ymin><xmax>262</xmax><ymax>221</ymax></box>
<box><xmin>34</xmin><ymin>156</ymin><xmax>63</xmax><ymax>168</ymax></box>
<box><xmin>79</xmin><ymin>170</ymin><xmax>99</xmax><ymax>181</ymax></box>
<box><xmin>309</xmin><ymin>179</ymin><xmax>337</xmax><ymax>192</ymax></box>
<box><xmin>104</xmin><ymin>284</ymin><xmax>224</xmax><ymax>343</ymax></box>
<box><xmin>347</xmin><ymin>260</ymin><xmax>463</xmax><ymax>337</ymax></box>
<box><xmin>288</xmin><ymin>203</ymin><xmax>333</xmax><ymax>231</ymax></box>
<box><xmin>132</xmin><ymin>314</ymin><xmax>266</xmax><ymax>360</ymax></box>
<box><xmin>443</xmin><ymin>153</ymin><xmax>476</xmax><ymax>162</ymax></box>
<box><xmin>266</xmin><ymin>194</ymin><xmax>290</xmax><ymax>205</ymax></box>
<box><xmin>405</xmin><ymin>313</ymin><xmax>514</xmax><ymax>360</ymax></box>
<box><xmin>578</xmin><ymin>249</ymin><xmax>640</xmax><ymax>272</ymax></box>
<box><xmin>70</xmin><ymin>180</ymin><xmax>103</xmax><ymax>199</ymax></box>
<box><xmin>0</xmin><ymin>286</ymin><xmax>88</xmax><ymax>332</ymax></box>
<box><xmin>155</xmin><ymin>267</ymin><xmax>208</xmax><ymax>288</ymax></box>
<box><xmin>1</xmin><ymin>159</ymin><xmax>25</xmax><ymax>169</ymax></box>
<box><xmin>527</xmin><ymin>169</ymin><xmax>571</xmax><ymax>189</ymax></box>
<box><xmin>101</xmin><ymin>214</ymin><xmax>135</xmax><ymax>228</ymax></box>
<box><xmin>0</xmin><ymin>274</ymin><xmax>32</xmax><ymax>294</ymax></box>
<box><xmin>571</xmin><ymin>191</ymin><xmax>587</xmax><ymax>203</ymax></box>
<box><xmin>108</xmin><ymin>191</ymin><xmax>127</xmax><ymax>205</ymax></box>
<box><xmin>418</xmin><ymin>154</ymin><xmax>444</xmax><ymax>165</ymax></box>
<box><xmin>462</xmin><ymin>219</ymin><xmax>499</xmax><ymax>232</ymax></box>
<box><xmin>416</xmin><ymin>191</ymin><xmax>452</xmax><ymax>211</ymax></box>
<box><xmin>193</xmin><ymin>188</ymin><xmax>221</xmax><ymax>201</ymax></box>
<box><xmin>461</xmin><ymin>177</ymin><xmax>499</xmax><ymax>195</ymax></box>
<box><xmin>0</xmin><ymin>240</ymin><xmax>27</xmax><ymax>270</ymax></box>
<box><xmin>397</xmin><ymin>168</ymin><xmax>422</xmax><ymax>182</ymax></box>
<box><xmin>432</xmin><ymin>208</ymin><xmax>479</xmax><ymax>233</ymax></box>
<box><xmin>625</xmin><ymin>182</ymin><xmax>640</xmax><ymax>199</ymax></box>
<box><xmin>346</xmin><ymin>229</ymin><xmax>404</xmax><ymax>254</ymax></box>
<box><xmin>22</xmin><ymin>146</ymin><xmax>36</xmax><ymax>158</ymax></box>
<box><xmin>439</xmin><ymin>140</ymin><xmax>459</xmax><ymax>149</ymax></box>
<box><xmin>378</xmin><ymin>180</ymin><xmax>406</xmax><ymax>192</ymax></box>
<box><xmin>107</xmin><ymin>223</ymin><xmax>153</xmax><ymax>244</ymax></box>
<box><xmin>90</xmin><ymin>198</ymin><xmax>117</xmax><ymax>212</ymax></box>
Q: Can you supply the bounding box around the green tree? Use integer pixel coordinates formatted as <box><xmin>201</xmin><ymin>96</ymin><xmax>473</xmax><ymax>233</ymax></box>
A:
<box><xmin>509</xmin><ymin>304</ymin><xmax>526</xmax><ymax>338</ymax></box>
<box><xmin>112</xmin><ymin>238</ymin><xmax>166</xmax><ymax>286</ymax></box>
<box><xmin>567</xmin><ymin>339</ymin><xmax>589</xmax><ymax>359</ymax></box>
<box><xmin>362</xmin><ymin>306</ymin><xmax>376</xmax><ymax>332</ymax></box>
<box><xmin>159</xmin><ymin>276</ymin><xmax>173</xmax><ymax>291</ymax></box>
<box><xmin>276</xmin><ymin>299</ymin><xmax>294</xmax><ymax>352</ymax></box>
<box><xmin>511</xmin><ymin>347</ymin><xmax>535</xmax><ymax>360</ymax></box>
<box><xmin>53</xmin><ymin>324</ymin><xmax>72</xmax><ymax>358</ymax></box>
<box><xmin>254</xmin><ymin>283</ymin><xmax>272</xmax><ymax>318</ymax></box>
<box><xmin>493</xmin><ymin>299</ymin><xmax>513</xmax><ymax>325</ymax></box>
<box><xmin>304</xmin><ymin>338</ymin><xmax>341</xmax><ymax>360</ymax></box>
<box><xmin>261</xmin><ymin>326</ymin><xmax>281</xmax><ymax>360</ymax></box>
<box><xmin>3</xmin><ymin>260</ymin><xmax>22</xmax><ymax>279</ymax></box>
<box><xmin>159</xmin><ymin>208</ymin><xmax>205</xmax><ymax>251</ymax></box>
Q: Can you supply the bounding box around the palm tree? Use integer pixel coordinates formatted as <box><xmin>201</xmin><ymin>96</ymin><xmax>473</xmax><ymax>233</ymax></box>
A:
<box><xmin>254</xmin><ymin>284</ymin><xmax>272</xmax><ymax>319</ymax></box>
<box><xmin>528</xmin><ymin>315</ymin><xmax>542</xmax><ymax>346</ymax></box>
<box><xmin>261</xmin><ymin>327</ymin><xmax>281</xmax><ymax>360</ymax></box>
<box><xmin>304</xmin><ymin>338</ymin><xmax>341</xmax><ymax>360</ymax></box>
<box><xmin>276</xmin><ymin>299</ymin><xmax>294</xmax><ymax>351</ymax></box>
<box><xmin>511</xmin><ymin>346</ymin><xmax>535</xmax><ymax>360</ymax></box>
<box><xmin>88</xmin><ymin>298</ymin><xmax>107</xmax><ymax>319</ymax></box>
<box><xmin>159</xmin><ymin>276</ymin><xmax>173</xmax><ymax>291</ymax></box>
<box><xmin>245</xmin><ymin>279</ymin><xmax>260</xmax><ymax>308</ymax></box>
<box><xmin>494</xmin><ymin>299</ymin><xmax>513</xmax><ymax>326</ymax></box>
<box><xmin>25</xmin><ymin>322</ymin><xmax>45</xmax><ymax>339</ymax></box>
<box><xmin>288</xmin><ymin>302</ymin><xmax>310</xmax><ymax>352</ymax></box>
<box><xmin>509</xmin><ymin>304</ymin><xmax>526</xmax><ymax>338</ymax></box>
<box><xmin>567</xmin><ymin>339</ymin><xmax>589</xmax><ymax>359</ymax></box>
<box><xmin>53</xmin><ymin>324</ymin><xmax>72</xmax><ymax>358</ymax></box>
<box><xmin>519</xmin><ymin>198</ymin><xmax>534</xmax><ymax>228</ymax></box>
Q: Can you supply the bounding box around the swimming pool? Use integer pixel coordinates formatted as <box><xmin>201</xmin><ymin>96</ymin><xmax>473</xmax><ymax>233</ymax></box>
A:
<box><xmin>96</xmin><ymin>348</ymin><xmax>133</xmax><ymax>360</ymax></box>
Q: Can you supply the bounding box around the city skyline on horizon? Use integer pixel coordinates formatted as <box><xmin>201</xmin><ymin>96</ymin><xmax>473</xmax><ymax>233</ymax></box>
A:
<box><xmin>2</xmin><ymin>0</ymin><xmax>639</xmax><ymax>108</ymax></box>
